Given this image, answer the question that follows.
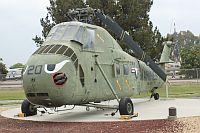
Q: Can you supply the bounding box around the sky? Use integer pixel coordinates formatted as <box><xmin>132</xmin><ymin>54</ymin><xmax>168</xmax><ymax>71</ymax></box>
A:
<box><xmin>150</xmin><ymin>0</ymin><xmax>200</xmax><ymax>36</ymax></box>
<box><xmin>0</xmin><ymin>0</ymin><xmax>199</xmax><ymax>68</ymax></box>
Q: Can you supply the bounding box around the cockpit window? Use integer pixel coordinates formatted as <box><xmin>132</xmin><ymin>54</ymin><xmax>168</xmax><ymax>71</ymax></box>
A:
<box><xmin>32</xmin><ymin>44</ymin><xmax>78</xmax><ymax>70</ymax></box>
<box><xmin>48</xmin><ymin>45</ymin><xmax>62</xmax><ymax>53</ymax></box>
<box><xmin>46</xmin><ymin>25</ymin><xmax>79</xmax><ymax>41</ymax></box>
<box><xmin>33</xmin><ymin>44</ymin><xmax>75</xmax><ymax>57</ymax></box>
<box><xmin>51</xmin><ymin>25</ymin><xmax>66</xmax><ymax>40</ymax></box>
<box><xmin>46</xmin><ymin>26</ymin><xmax>58</xmax><ymax>40</ymax></box>
<box><xmin>64</xmin><ymin>47</ymin><xmax>74</xmax><ymax>57</ymax></box>
<box><xmin>56</xmin><ymin>45</ymin><xmax>68</xmax><ymax>55</ymax></box>
<box><xmin>43</xmin><ymin>45</ymin><xmax>54</xmax><ymax>53</ymax></box>
<box><xmin>73</xmin><ymin>27</ymin><xmax>95</xmax><ymax>50</ymax></box>
<box><xmin>45</xmin><ymin>24</ymin><xmax>95</xmax><ymax>50</ymax></box>
<box><xmin>61</xmin><ymin>25</ymin><xmax>79</xmax><ymax>40</ymax></box>
<box><xmin>33</xmin><ymin>46</ymin><xmax>44</xmax><ymax>55</ymax></box>
<box><xmin>38</xmin><ymin>45</ymin><xmax>49</xmax><ymax>54</ymax></box>
<box><xmin>71</xmin><ymin>53</ymin><xmax>77</xmax><ymax>62</ymax></box>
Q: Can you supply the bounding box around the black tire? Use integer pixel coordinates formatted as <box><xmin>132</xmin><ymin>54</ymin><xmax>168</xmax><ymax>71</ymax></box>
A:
<box><xmin>21</xmin><ymin>99</ymin><xmax>37</xmax><ymax>116</ymax></box>
<box><xmin>154</xmin><ymin>93</ymin><xmax>159</xmax><ymax>100</ymax></box>
<box><xmin>119</xmin><ymin>97</ymin><xmax>134</xmax><ymax>115</ymax></box>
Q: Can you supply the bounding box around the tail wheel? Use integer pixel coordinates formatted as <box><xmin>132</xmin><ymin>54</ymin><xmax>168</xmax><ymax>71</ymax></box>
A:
<box><xmin>119</xmin><ymin>97</ymin><xmax>134</xmax><ymax>115</ymax></box>
<box><xmin>154</xmin><ymin>93</ymin><xmax>159</xmax><ymax>100</ymax></box>
<box><xmin>21</xmin><ymin>99</ymin><xmax>37</xmax><ymax>116</ymax></box>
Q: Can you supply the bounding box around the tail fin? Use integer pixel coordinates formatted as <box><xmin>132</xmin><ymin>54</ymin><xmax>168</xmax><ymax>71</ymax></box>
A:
<box><xmin>159</xmin><ymin>41</ymin><xmax>174</xmax><ymax>71</ymax></box>
<box><xmin>159</xmin><ymin>41</ymin><xmax>174</xmax><ymax>63</ymax></box>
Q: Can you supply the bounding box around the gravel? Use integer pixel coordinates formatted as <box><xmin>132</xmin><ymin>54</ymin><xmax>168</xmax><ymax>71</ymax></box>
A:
<box><xmin>1</xmin><ymin>104</ymin><xmax>200</xmax><ymax>133</ymax></box>
<box><xmin>0</xmin><ymin>115</ymin><xmax>200</xmax><ymax>133</ymax></box>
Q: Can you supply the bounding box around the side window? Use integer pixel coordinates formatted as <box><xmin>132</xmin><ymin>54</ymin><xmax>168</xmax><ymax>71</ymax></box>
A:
<box><xmin>114</xmin><ymin>64</ymin><xmax>120</xmax><ymax>77</ymax></box>
<box><xmin>123</xmin><ymin>64</ymin><xmax>129</xmax><ymax>75</ymax></box>
<box><xmin>116</xmin><ymin>65</ymin><xmax>120</xmax><ymax>75</ymax></box>
<box><xmin>79</xmin><ymin>65</ymin><xmax>84</xmax><ymax>87</ymax></box>
<box><xmin>83</xmin><ymin>29</ymin><xmax>95</xmax><ymax>49</ymax></box>
<box><xmin>74</xmin><ymin>59</ymin><xmax>78</xmax><ymax>70</ymax></box>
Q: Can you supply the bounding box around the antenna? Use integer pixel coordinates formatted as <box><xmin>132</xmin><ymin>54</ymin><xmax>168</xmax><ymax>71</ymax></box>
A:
<box><xmin>173</xmin><ymin>22</ymin><xmax>176</xmax><ymax>33</ymax></box>
<box><xmin>171</xmin><ymin>22</ymin><xmax>181</xmax><ymax>63</ymax></box>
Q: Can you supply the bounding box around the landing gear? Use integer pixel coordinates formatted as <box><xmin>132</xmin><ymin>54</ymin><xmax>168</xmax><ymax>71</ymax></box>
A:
<box><xmin>150</xmin><ymin>87</ymin><xmax>159</xmax><ymax>100</ymax></box>
<box><xmin>154</xmin><ymin>93</ymin><xmax>159</xmax><ymax>100</ymax></box>
<box><xmin>150</xmin><ymin>93</ymin><xmax>160</xmax><ymax>100</ymax></box>
<box><xmin>21</xmin><ymin>99</ymin><xmax>37</xmax><ymax>116</ymax></box>
<box><xmin>119</xmin><ymin>97</ymin><xmax>134</xmax><ymax>115</ymax></box>
<box><xmin>86</xmin><ymin>106</ymin><xmax>90</xmax><ymax>111</ymax></box>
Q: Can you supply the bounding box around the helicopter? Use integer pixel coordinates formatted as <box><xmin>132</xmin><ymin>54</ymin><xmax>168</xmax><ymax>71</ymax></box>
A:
<box><xmin>21</xmin><ymin>8</ymin><xmax>172</xmax><ymax>116</ymax></box>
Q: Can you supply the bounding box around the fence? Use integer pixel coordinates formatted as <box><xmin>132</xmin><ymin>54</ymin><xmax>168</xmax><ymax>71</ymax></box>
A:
<box><xmin>167</xmin><ymin>68</ymin><xmax>200</xmax><ymax>84</ymax></box>
<box><xmin>1</xmin><ymin>68</ymin><xmax>200</xmax><ymax>82</ymax></box>
<box><xmin>0</xmin><ymin>74</ymin><xmax>22</xmax><ymax>88</ymax></box>
<box><xmin>0</xmin><ymin>69</ymin><xmax>199</xmax><ymax>98</ymax></box>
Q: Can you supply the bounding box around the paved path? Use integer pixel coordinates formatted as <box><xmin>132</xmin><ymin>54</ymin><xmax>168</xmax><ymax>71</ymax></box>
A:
<box><xmin>1</xmin><ymin>98</ymin><xmax>200</xmax><ymax>122</ymax></box>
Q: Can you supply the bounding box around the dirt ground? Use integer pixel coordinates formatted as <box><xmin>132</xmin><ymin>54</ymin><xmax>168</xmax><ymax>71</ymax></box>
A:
<box><xmin>1</xmin><ymin>116</ymin><xmax>200</xmax><ymax>133</ymax></box>
<box><xmin>1</xmin><ymin>106</ymin><xmax>200</xmax><ymax>133</ymax></box>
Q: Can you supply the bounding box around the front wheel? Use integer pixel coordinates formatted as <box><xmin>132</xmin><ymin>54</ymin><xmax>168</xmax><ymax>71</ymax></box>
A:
<box><xmin>154</xmin><ymin>93</ymin><xmax>159</xmax><ymax>100</ymax></box>
<box><xmin>21</xmin><ymin>99</ymin><xmax>37</xmax><ymax>116</ymax></box>
<box><xmin>119</xmin><ymin>97</ymin><xmax>134</xmax><ymax>115</ymax></box>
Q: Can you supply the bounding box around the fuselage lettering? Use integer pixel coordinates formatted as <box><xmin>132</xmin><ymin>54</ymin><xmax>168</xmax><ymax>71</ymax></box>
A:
<box><xmin>27</xmin><ymin>65</ymin><xmax>42</xmax><ymax>75</ymax></box>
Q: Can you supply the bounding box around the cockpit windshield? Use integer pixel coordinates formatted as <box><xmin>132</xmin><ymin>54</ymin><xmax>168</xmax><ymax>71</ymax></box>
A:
<box><xmin>46</xmin><ymin>25</ymin><xmax>79</xmax><ymax>41</ymax></box>
<box><xmin>45</xmin><ymin>23</ymin><xmax>95</xmax><ymax>49</ymax></box>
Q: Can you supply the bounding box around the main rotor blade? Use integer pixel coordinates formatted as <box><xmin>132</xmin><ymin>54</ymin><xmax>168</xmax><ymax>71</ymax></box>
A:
<box><xmin>95</xmin><ymin>10</ymin><xmax>166</xmax><ymax>81</ymax></box>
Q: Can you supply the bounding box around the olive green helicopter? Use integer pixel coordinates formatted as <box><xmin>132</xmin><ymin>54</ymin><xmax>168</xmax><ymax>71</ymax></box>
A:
<box><xmin>21</xmin><ymin>8</ymin><xmax>173</xmax><ymax>116</ymax></box>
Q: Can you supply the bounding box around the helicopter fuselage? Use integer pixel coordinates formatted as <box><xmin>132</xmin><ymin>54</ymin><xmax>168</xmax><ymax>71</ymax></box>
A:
<box><xmin>23</xmin><ymin>22</ymin><xmax>164</xmax><ymax>107</ymax></box>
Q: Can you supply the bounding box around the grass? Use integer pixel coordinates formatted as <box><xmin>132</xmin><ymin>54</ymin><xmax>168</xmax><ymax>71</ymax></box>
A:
<box><xmin>134</xmin><ymin>84</ymin><xmax>200</xmax><ymax>98</ymax></box>
<box><xmin>166</xmin><ymin>84</ymin><xmax>200</xmax><ymax>98</ymax></box>
<box><xmin>0</xmin><ymin>84</ymin><xmax>199</xmax><ymax>101</ymax></box>
<box><xmin>0</xmin><ymin>88</ymin><xmax>25</xmax><ymax>100</ymax></box>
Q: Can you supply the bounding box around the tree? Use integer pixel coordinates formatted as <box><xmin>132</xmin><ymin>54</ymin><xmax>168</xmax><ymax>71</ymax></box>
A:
<box><xmin>0</xmin><ymin>58</ymin><xmax>7</xmax><ymax>75</ymax></box>
<box><xmin>9</xmin><ymin>63</ymin><xmax>25</xmax><ymax>69</ymax></box>
<box><xmin>180</xmin><ymin>45</ymin><xmax>200</xmax><ymax>79</ymax></box>
<box><xmin>33</xmin><ymin>0</ymin><xmax>85</xmax><ymax>46</ymax></box>
<box><xmin>34</xmin><ymin>0</ymin><xmax>164</xmax><ymax>60</ymax></box>
<box><xmin>167</xmin><ymin>30</ymin><xmax>200</xmax><ymax>48</ymax></box>
<box><xmin>181</xmin><ymin>45</ymin><xmax>200</xmax><ymax>69</ymax></box>
<box><xmin>88</xmin><ymin>0</ymin><xmax>164</xmax><ymax>60</ymax></box>
<box><xmin>0</xmin><ymin>62</ymin><xmax>8</xmax><ymax>79</ymax></box>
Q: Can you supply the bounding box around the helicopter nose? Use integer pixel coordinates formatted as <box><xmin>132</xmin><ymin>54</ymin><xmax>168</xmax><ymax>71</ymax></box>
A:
<box><xmin>52</xmin><ymin>72</ymin><xmax>68</xmax><ymax>86</ymax></box>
